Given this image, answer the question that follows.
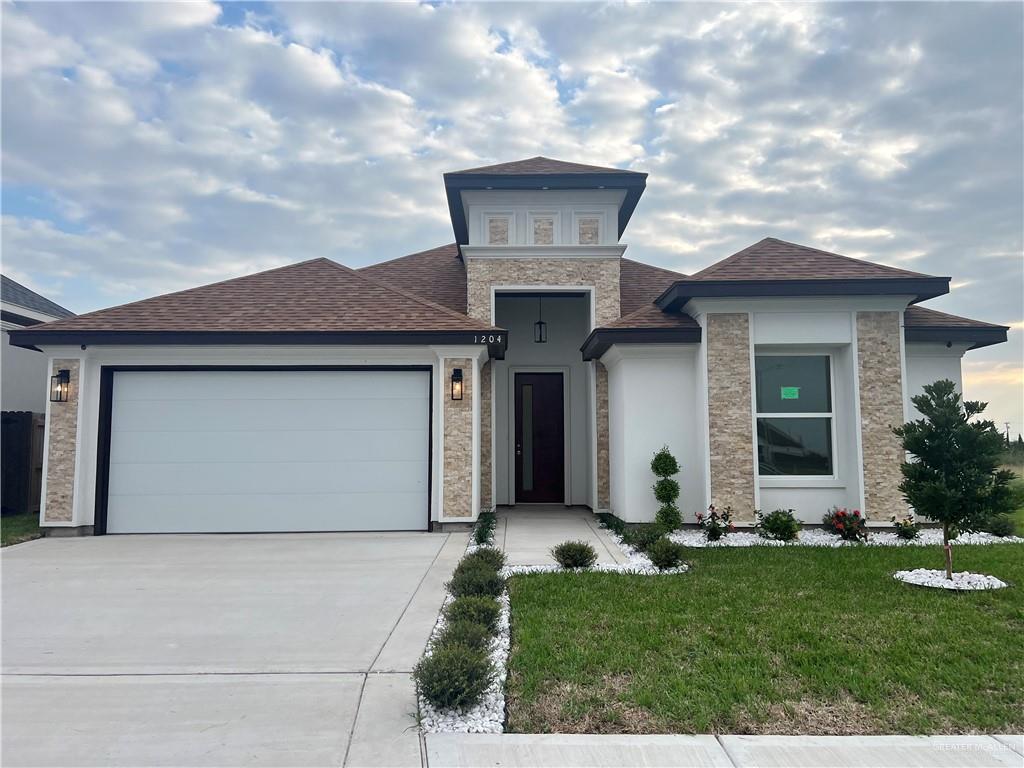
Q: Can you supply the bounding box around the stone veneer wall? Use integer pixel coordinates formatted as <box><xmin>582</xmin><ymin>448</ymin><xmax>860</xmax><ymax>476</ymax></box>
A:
<box><xmin>443</xmin><ymin>358</ymin><xmax>474</xmax><ymax>519</ymax></box>
<box><xmin>465</xmin><ymin>256</ymin><xmax>620</xmax><ymax>512</ymax></box>
<box><xmin>465</xmin><ymin>258</ymin><xmax>621</xmax><ymax>325</ymax></box>
<box><xmin>596</xmin><ymin>362</ymin><xmax>611</xmax><ymax>509</ymax></box>
<box><xmin>479</xmin><ymin>361</ymin><xmax>492</xmax><ymax>511</ymax></box>
<box><xmin>706</xmin><ymin>314</ymin><xmax>757</xmax><ymax>522</ymax></box>
<box><xmin>856</xmin><ymin>311</ymin><xmax>908</xmax><ymax>519</ymax></box>
<box><xmin>43</xmin><ymin>358</ymin><xmax>80</xmax><ymax>523</ymax></box>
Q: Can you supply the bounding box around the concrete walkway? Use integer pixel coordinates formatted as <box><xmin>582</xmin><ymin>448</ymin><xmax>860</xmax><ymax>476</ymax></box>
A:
<box><xmin>495</xmin><ymin>506</ymin><xmax>626</xmax><ymax>566</ymax></box>
<box><xmin>425</xmin><ymin>733</ymin><xmax>1024</xmax><ymax>768</ymax></box>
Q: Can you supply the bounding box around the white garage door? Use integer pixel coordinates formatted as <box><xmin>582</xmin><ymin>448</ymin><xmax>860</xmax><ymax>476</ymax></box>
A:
<box><xmin>105</xmin><ymin>369</ymin><xmax>430</xmax><ymax>533</ymax></box>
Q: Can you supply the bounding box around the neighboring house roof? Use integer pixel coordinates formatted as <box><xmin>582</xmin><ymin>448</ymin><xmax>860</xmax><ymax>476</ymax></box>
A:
<box><xmin>443</xmin><ymin>156</ymin><xmax>648</xmax><ymax>244</ymax></box>
<box><xmin>657</xmin><ymin>238</ymin><xmax>951</xmax><ymax>311</ymax></box>
<box><xmin>903</xmin><ymin>305</ymin><xmax>1008</xmax><ymax>349</ymax></box>
<box><xmin>1</xmin><ymin>274</ymin><xmax>74</xmax><ymax>321</ymax></box>
<box><xmin>449</xmin><ymin>156</ymin><xmax>640</xmax><ymax>176</ymax></box>
<box><xmin>9</xmin><ymin>258</ymin><xmax>505</xmax><ymax>352</ymax></box>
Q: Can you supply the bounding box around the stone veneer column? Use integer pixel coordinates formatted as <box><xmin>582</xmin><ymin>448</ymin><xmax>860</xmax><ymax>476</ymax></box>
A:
<box><xmin>856</xmin><ymin>311</ymin><xmax>908</xmax><ymax>519</ymax></box>
<box><xmin>706</xmin><ymin>314</ymin><xmax>757</xmax><ymax>521</ymax></box>
<box><xmin>443</xmin><ymin>358</ymin><xmax>474</xmax><ymax>519</ymax></box>
<box><xmin>479</xmin><ymin>361</ymin><xmax>492</xmax><ymax>511</ymax></box>
<box><xmin>43</xmin><ymin>358</ymin><xmax>81</xmax><ymax>523</ymax></box>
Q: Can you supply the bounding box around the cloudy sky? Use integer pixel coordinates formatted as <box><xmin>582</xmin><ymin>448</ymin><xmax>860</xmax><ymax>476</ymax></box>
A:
<box><xmin>2</xmin><ymin>1</ymin><xmax>1022</xmax><ymax>432</ymax></box>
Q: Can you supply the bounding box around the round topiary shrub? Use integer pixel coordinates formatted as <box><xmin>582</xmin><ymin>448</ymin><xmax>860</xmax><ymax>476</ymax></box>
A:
<box><xmin>434</xmin><ymin>618</ymin><xmax>492</xmax><ymax>652</ymax></box>
<box><xmin>655</xmin><ymin>503</ymin><xmax>682</xmax><ymax>532</ymax></box>
<box><xmin>462</xmin><ymin>546</ymin><xmax>506</xmax><ymax>571</ymax></box>
<box><xmin>447</xmin><ymin>561</ymin><xmax>504</xmax><ymax>599</ymax></box>
<box><xmin>653</xmin><ymin>478</ymin><xmax>680</xmax><ymax>505</ymax></box>
<box><xmin>754</xmin><ymin>508</ymin><xmax>801</xmax><ymax>541</ymax></box>
<box><xmin>646</xmin><ymin>537</ymin><xmax>686</xmax><ymax>570</ymax></box>
<box><xmin>551</xmin><ymin>540</ymin><xmax>598</xmax><ymax>569</ymax></box>
<box><xmin>413</xmin><ymin>644</ymin><xmax>494</xmax><ymax>710</ymax></box>
<box><xmin>443</xmin><ymin>596</ymin><xmax>501</xmax><ymax>633</ymax></box>
<box><xmin>650</xmin><ymin>447</ymin><xmax>680</xmax><ymax>478</ymax></box>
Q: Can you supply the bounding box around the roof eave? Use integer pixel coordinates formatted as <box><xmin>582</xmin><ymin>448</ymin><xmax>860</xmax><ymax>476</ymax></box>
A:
<box><xmin>580</xmin><ymin>326</ymin><xmax>702</xmax><ymax>361</ymax></box>
<box><xmin>903</xmin><ymin>325</ymin><xmax>1008</xmax><ymax>350</ymax></box>
<box><xmin>655</xmin><ymin>277</ymin><xmax>951</xmax><ymax>311</ymax></box>
<box><xmin>8</xmin><ymin>329</ymin><xmax>509</xmax><ymax>358</ymax></box>
<box><xmin>443</xmin><ymin>171</ymin><xmax>647</xmax><ymax>244</ymax></box>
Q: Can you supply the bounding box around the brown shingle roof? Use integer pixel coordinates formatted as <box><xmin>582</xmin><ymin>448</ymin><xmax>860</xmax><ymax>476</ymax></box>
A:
<box><xmin>448</xmin><ymin>156</ymin><xmax>639</xmax><ymax>176</ymax></box>
<box><xmin>691</xmin><ymin>237</ymin><xmax>933</xmax><ymax>281</ymax></box>
<box><xmin>360</xmin><ymin>243</ymin><xmax>466</xmax><ymax>314</ymax></box>
<box><xmin>20</xmin><ymin>258</ymin><xmax>497</xmax><ymax>335</ymax></box>
<box><xmin>904</xmin><ymin>306</ymin><xmax>1007</xmax><ymax>329</ymax></box>
<box><xmin>620</xmin><ymin>258</ymin><xmax>685</xmax><ymax>316</ymax></box>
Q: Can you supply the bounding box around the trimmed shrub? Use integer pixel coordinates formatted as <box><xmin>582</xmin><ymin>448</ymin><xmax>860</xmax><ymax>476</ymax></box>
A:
<box><xmin>447</xmin><ymin>561</ymin><xmax>504</xmax><ymax>599</ymax></box>
<box><xmin>444</xmin><ymin>596</ymin><xmax>501</xmax><ymax>633</ymax></box>
<box><xmin>622</xmin><ymin>523</ymin><xmax>664</xmax><ymax>553</ymax></box>
<box><xmin>462</xmin><ymin>546</ymin><xmax>506</xmax><ymax>571</ymax></box>
<box><xmin>755</xmin><ymin>508</ymin><xmax>801</xmax><ymax>541</ymax></box>
<box><xmin>473</xmin><ymin>512</ymin><xmax>496</xmax><ymax>545</ymax></box>
<box><xmin>646</xmin><ymin>537</ymin><xmax>685</xmax><ymax>570</ymax></box>
<box><xmin>650</xmin><ymin>446</ymin><xmax>680</xmax><ymax>478</ymax></box>
<box><xmin>891</xmin><ymin>513</ymin><xmax>920</xmax><ymax>540</ymax></box>
<box><xmin>984</xmin><ymin>514</ymin><xmax>1016</xmax><ymax>538</ymax></box>
<box><xmin>823</xmin><ymin>507</ymin><xmax>868</xmax><ymax>542</ymax></box>
<box><xmin>434</xmin><ymin>618</ymin><xmax>492</xmax><ymax>652</ymax></box>
<box><xmin>653</xmin><ymin>478</ymin><xmax>681</xmax><ymax>505</ymax></box>
<box><xmin>596</xmin><ymin>512</ymin><xmax>625</xmax><ymax>535</ymax></box>
<box><xmin>413</xmin><ymin>644</ymin><xmax>494</xmax><ymax>710</ymax></box>
<box><xmin>655</xmin><ymin>503</ymin><xmax>682</xmax><ymax>532</ymax></box>
<box><xmin>551</xmin><ymin>540</ymin><xmax>598</xmax><ymax>569</ymax></box>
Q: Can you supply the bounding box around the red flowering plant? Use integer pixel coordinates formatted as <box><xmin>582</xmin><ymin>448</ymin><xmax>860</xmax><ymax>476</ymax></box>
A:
<box><xmin>697</xmin><ymin>504</ymin><xmax>735</xmax><ymax>542</ymax></box>
<box><xmin>822</xmin><ymin>506</ymin><xmax>868</xmax><ymax>542</ymax></box>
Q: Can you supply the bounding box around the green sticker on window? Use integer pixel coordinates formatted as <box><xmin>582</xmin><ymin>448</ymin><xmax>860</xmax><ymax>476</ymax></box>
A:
<box><xmin>780</xmin><ymin>386</ymin><xmax>800</xmax><ymax>400</ymax></box>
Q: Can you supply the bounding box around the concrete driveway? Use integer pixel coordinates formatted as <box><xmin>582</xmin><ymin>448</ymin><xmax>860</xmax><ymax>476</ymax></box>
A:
<box><xmin>2</xmin><ymin>532</ymin><xmax>465</xmax><ymax>767</ymax></box>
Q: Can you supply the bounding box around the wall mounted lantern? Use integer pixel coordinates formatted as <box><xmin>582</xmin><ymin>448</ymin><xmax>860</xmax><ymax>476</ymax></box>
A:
<box><xmin>450</xmin><ymin>368</ymin><xmax>463</xmax><ymax>401</ymax></box>
<box><xmin>50</xmin><ymin>369</ymin><xmax>70</xmax><ymax>403</ymax></box>
<box><xmin>534</xmin><ymin>296</ymin><xmax>548</xmax><ymax>344</ymax></box>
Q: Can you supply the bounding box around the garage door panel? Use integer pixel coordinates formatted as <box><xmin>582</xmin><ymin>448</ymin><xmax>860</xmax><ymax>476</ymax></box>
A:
<box><xmin>105</xmin><ymin>492</ymin><xmax>426</xmax><ymax>533</ymax></box>
<box><xmin>109</xmin><ymin>428</ymin><xmax>427</xmax><ymax>465</ymax></box>
<box><xmin>113</xmin><ymin>370</ymin><xmax>425</xmax><ymax>401</ymax></box>
<box><xmin>110</xmin><ymin>396</ymin><xmax>426</xmax><ymax>434</ymax></box>
<box><xmin>109</xmin><ymin>459</ymin><xmax>427</xmax><ymax>496</ymax></box>
<box><xmin>105</xmin><ymin>370</ymin><xmax>430</xmax><ymax>533</ymax></box>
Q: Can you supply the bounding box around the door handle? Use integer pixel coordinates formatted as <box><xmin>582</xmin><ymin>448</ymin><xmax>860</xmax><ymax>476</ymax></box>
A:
<box><xmin>515</xmin><ymin>443</ymin><xmax>522</xmax><ymax>456</ymax></box>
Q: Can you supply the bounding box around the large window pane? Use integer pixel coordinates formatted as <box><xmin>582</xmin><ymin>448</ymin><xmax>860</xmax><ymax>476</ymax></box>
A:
<box><xmin>757</xmin><ymin>417</ymin><xmax>833</xmax><ymax>475</ymax></box>
<box><xmin>755</xmin><ymin>355</ymin><xmax>831</xmax><ymax>413</ymax></box>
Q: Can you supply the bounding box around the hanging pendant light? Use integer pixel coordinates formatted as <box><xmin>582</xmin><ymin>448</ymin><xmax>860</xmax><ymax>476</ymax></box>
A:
<box><xmin>534</xmin><ymin>295</ymin><xmax>547</xmax><ymax>343</ymax></box>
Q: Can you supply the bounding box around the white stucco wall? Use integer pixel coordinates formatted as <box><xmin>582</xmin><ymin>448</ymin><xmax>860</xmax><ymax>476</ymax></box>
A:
<box><xmin>604</xmin><ymin>345</ymin><xmax>703</xmax><ymax>523</ymax></box>
<box><xmin>492</xmin><ymin>294</ymin><xmax>592</xmax><ymax>506</ymax></box>
<box><xmin>904</xmin><ymin>342</ymin><xmax>968</xmax><ymax>418</ymax></box>
<box><xmin>1</xmin><ymin>329</ymin><xmax>50</xmax><ymax>412</ymax></box>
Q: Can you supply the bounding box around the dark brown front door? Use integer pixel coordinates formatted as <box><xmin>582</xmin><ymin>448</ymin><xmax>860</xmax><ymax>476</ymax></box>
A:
<box><xmin>514</xmin><ymin>373</ymin><xmax>565</xmax><ymax>503</ymax></box>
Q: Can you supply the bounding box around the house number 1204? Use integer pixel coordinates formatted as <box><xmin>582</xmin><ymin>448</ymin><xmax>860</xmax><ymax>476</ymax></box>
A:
<box><xmin>474</xmin><ymin>335</ymin><xmax>502</xmax><ymax>344</ymax></box>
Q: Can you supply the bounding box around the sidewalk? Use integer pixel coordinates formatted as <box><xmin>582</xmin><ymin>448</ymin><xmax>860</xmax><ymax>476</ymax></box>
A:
<box><xmin>495</xmin><ymin>506</ymin><xmax>626</xmax><ymax>566</ymax></box>
<box><xmin>423</xmin><ymin>733</ymin><xmax>1024</xmax><ymax>768</ymax></box>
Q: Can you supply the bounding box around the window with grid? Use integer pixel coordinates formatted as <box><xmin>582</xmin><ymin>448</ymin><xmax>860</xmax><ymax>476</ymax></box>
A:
<box><xmin>755</xmin><ymin>354</ymin><xmax>834</xmax><ymax>476</ymax></box>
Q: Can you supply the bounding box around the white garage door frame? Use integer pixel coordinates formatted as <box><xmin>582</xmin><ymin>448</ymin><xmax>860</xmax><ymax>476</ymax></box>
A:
<box><xmin>93</xmin><ymin>365</ymin><xmax>434</xmax><ymax>534</ymax></box>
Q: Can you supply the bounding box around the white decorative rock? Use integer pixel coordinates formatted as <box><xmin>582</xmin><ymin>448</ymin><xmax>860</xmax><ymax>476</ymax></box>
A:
<box><xmin>894</xmin><ymin>568</ymin><xmax>1009</xmax><ymax>590</ymax></box>
<box><xmin>668</xmin><ymin>528</ymin><xmax>1023</xmax><ymax>549</ymax></box>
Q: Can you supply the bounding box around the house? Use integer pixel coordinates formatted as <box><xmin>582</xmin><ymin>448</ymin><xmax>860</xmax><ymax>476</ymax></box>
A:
<box><xmin>2</xmin><ymin>275</ymin><xmax>75</xmax><ymax>515</ymax></box>
<box><xmin>9</xmin><ymin>158</ymin><xmax>1008</xmax><ymax>535</ymax></box>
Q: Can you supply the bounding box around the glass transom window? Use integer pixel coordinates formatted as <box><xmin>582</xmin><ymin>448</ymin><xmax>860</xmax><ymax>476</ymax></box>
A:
<box><xmin>755</xmin><ymin>355</ymin><xmax>833</xmax><ymax>476</ymax></box>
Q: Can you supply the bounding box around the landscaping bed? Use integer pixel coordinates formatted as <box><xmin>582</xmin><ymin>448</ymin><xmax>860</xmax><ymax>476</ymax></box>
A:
<box><xmin>505</xmin><ymin>544</ymin><xmax>1023</xmax><ymax>735</ymax></box>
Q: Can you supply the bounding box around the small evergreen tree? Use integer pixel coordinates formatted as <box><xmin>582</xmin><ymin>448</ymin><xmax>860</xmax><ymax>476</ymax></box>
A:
<box><xmin>651</xmin><ymin>446</ymin><xmax>682</xmax><ymax>531</ymax></box>
<box><xmin>892</xmin><ymin>380</ymin><xmax>1013</xmax><ymax>579</ymax></box>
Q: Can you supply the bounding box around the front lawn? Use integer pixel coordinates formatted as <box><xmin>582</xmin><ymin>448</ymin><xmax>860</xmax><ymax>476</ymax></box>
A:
<box><xmin>506</xmin><ymin>544</ymin><xmax>1022</xmax><ymax>735</ymax></box>
<box><xmin>1</xmin><ymin>512</ymin><xmax>42</xmax><ymax>547</ymax></box>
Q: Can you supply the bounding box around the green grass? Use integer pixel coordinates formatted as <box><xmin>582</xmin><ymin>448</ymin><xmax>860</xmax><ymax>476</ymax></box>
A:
<box><xmin>1007</xmin><ymin>476</ymin><xmax>1024</xmax><ymax>532</ymax></box>
<box><xmin>506</xmin><ymin>545</ymin><xmax>1023</xmax><ymax>735</ymax></box>
<box><xmin>1</xmin><ymin>512</ymin><xmax>42</xmax><ymax>547</ymax></box>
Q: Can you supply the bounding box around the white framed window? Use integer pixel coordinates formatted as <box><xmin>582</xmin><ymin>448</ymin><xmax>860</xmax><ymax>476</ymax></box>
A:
<box><xmin>528</xmin><ymin>212</ymin><xmax>559</xmax><ymax>245</ymax></box>
<box><xmin>754</xmin><ymin>353</ymin><xmax>836</xmax><ymax>477</ymax></box>
<box><xmin>485</xmin><ymin>214</ymin><xmax>513</xmax><ymax>245</ymax></box>
<box><xmin>573</xmin><ymin>212</ymin><xmax>603</xmax><ymax>245</ymax></box>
